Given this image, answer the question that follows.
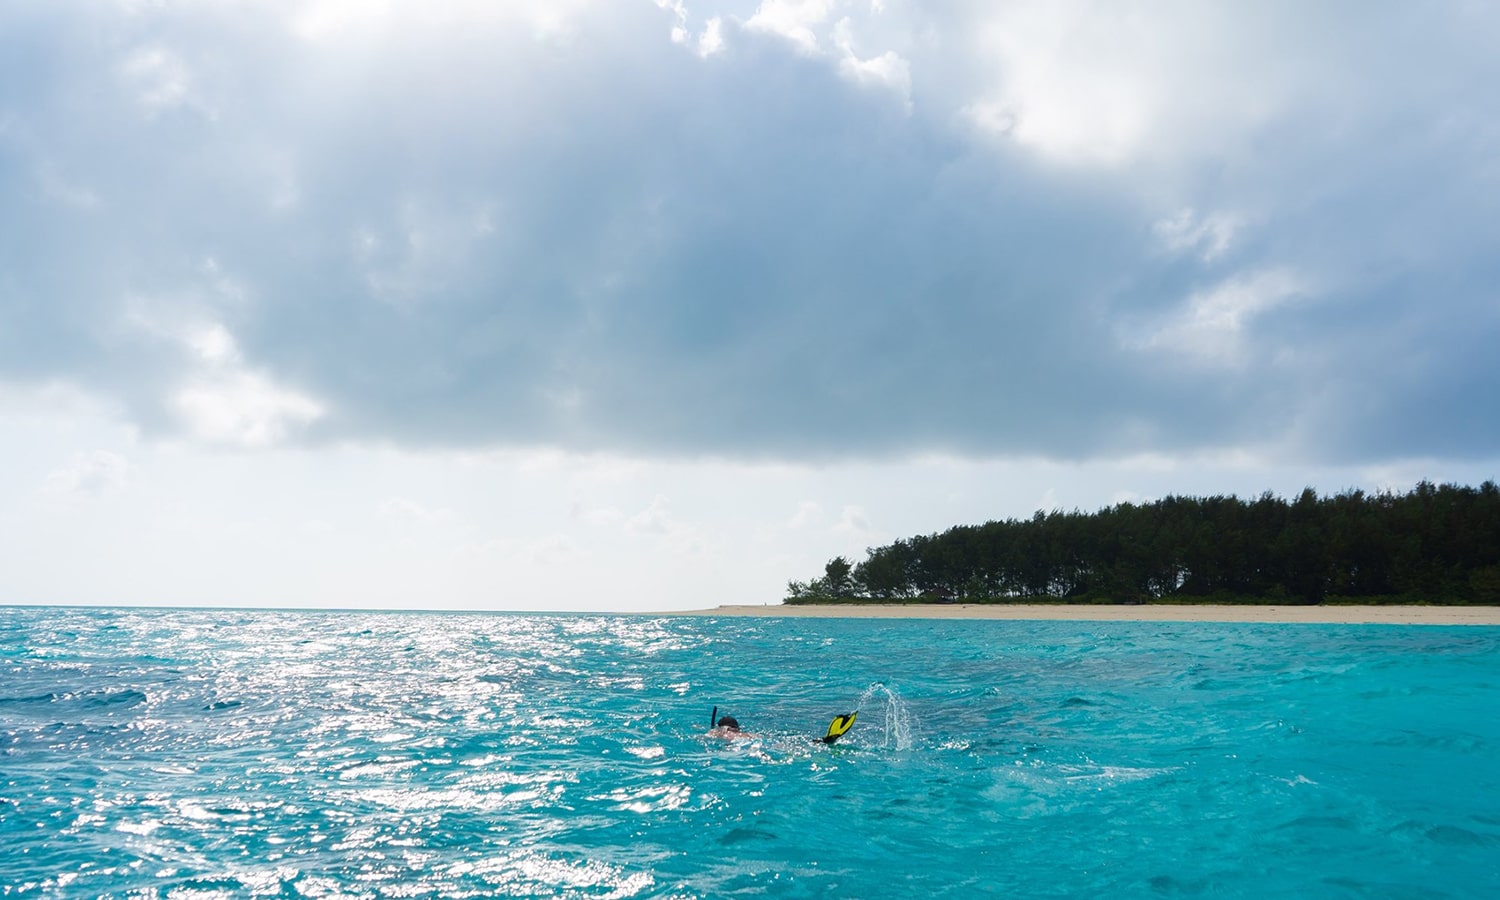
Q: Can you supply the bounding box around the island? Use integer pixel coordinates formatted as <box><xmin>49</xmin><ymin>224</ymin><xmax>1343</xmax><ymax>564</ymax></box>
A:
<box><xmin>785</xmin><ymin>482</ymin><xmax>1500</xmax><ymax>608</ymax></box>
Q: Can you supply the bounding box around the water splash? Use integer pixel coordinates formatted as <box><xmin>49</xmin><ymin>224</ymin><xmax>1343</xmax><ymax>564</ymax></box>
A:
<box><xmin>855</xmin><ymin>682</ymin><xmax>912</xmax><ymax>750</ymax></box>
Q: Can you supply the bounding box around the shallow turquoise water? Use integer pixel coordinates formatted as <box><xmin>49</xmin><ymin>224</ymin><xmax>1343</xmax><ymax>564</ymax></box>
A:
<box><xmin>2</xmin><ymin>607</ymin><xmax>1497</xmax><ymax>898</ymax></box>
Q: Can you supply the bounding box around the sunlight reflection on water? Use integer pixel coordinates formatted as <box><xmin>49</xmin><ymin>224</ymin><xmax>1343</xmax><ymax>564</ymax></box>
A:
<box><xmin>2</xmin><ymin>608</ymin><xmax>1497</xmax><ymax>898</ymax></box>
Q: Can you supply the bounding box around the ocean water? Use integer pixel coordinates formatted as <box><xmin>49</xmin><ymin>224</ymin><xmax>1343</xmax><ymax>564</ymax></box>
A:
<box><xmin>2</xmin><ymin>608</ymin><xmax>1497</xmax><ymax>899</ymax></box>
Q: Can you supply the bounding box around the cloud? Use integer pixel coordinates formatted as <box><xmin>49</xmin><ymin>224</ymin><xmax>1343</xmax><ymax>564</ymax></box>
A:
<box><xmin>834</xmin><ymin>18</ymin><xmax>911</xmax><ymax>108</ymax></box>
<box><xmin>35</xmin><ymin>160</ymin><xmax>100</xmax><ymax>210</ymax></box>
<box><xmin>697</xmin><ymin>18</ymin><xmax>725</xmax><ymax>56</ymax></box>
<box><xmin>0</xmin><ymin>0</ymin><xmax>1497</xmax><ymax>469</ymax></box>
<box><xmin>956</xmin><ymin>1</ymin><xmax>1324</xmax><ymax>170</ymax></box>
<box><xmin>42</xmin><ymin>450</ymin><xmax>131</xmax><ymax>496</ymax></box>
<box><xmin>120</xmin><ymin>46</ymin><xmax>199</xmax><ymax>117</ymax></box>
<box><xmin>185</xmin><ymin>323</ymin><xmax>240</xmax><ymax>365</ymax></box>
<box><xmin>743</xmin><ymin>2</ymin><xmax>913</xmax><ymax>105</ymax></box>
<box><xmin>622</xmin><ymin>494</ymin><xmax>711</xmax><ymax>556</ymax></box>
<box><xmin>786</xmin><ymin>500</ymin><xmax>823</xmax><ymax>529</ymax></box>
<box><xmin>172</xmin><ymin>372</ymin><xmax>324</xmax><ymax>447</ymax></box>
<box><xmin>626</xmin><ymin>495</ymin><xmax>677</xmax><ymax>536</ymax></box>
<box><xmin>745</xmin><ymin>0</ymin><xmax>837</xmax><ymax>53</ymax></box>
<box><xmin>832</xmin><ymin>504</ymin><xmax>873</xmax><ymax>536</ymax></box>
<box><xmin>468</xmin><ymin>533</ymin><xmax>587</xmax><ymax>569</ymax></box>
<box><xmin>118</xmin><ymin>291</ymin><xmax>326</xmax><ymax>448</ymax></box>
<box><xmin>1128</xmin><ymin>268</ymin><xmax>1312</xmax><ymax>368</ymax></box>
<box><xmin>379</xmin><ymin>497</ymin><xmax>452</xmax><ymax>528</ymax></box>
<box><xmin>661</xmin><ymin>1</ymin><xmax>724</xmax><ymax>57</ymax></box>
<box><xmin>1153</xmin><ymin>209</ymin><xmax>1242</xmax><ymax>262</ymax></box>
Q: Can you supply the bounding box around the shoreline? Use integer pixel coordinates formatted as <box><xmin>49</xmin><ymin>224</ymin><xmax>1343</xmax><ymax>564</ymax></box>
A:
<box><xmin>669</xmin><ymin>603</ymin><xmax>1500</xmax><ymax>625</ymax></box>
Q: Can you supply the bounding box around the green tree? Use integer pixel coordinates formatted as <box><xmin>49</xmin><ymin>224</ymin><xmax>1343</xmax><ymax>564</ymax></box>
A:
<box><xmin>824</xmin><ymin>556</ymin><xmax>854</xmax><ymax>599</ymax></box>
<box><xmin>790</xmin><ymin>483</ymin><xmax>1500</xmax><ymax>606</ymax></box>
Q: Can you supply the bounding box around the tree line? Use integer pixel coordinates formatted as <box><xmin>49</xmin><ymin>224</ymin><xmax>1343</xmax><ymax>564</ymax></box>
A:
<box><xmin>786</xmin><ymin>482</ymin><xmax>1500</xmax><ymax>605</ymax></box>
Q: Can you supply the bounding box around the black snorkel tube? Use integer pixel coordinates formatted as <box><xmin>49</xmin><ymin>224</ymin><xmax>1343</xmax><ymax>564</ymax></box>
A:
<box><xmin>710</xmin><ymin>706</ymin><xmax>717</xmax><ymax>729</ymax></box>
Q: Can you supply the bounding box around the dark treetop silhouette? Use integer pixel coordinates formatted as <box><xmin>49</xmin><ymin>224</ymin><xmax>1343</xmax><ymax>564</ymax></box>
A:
<box><xmin>788</xmin><ymin>482</ymin><xmax>1500</xmax><ymax>606</ymax></box>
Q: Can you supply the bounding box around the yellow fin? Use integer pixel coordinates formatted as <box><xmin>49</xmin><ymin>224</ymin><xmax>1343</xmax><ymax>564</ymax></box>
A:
<box><xmin>822</xmin><ymin>711</ymin><xmax>858</xmax><ymax>744</ymax></box>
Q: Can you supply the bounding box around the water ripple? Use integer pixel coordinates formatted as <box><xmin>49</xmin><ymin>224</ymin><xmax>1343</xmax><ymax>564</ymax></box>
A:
<box><xmin>2</xmin><ymin>608</ymin><xmax>1497</xmax><ymax>898</ymax></box>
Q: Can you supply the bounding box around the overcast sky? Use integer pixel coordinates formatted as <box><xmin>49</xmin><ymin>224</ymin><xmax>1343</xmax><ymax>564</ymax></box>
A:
<box><xmin>3</xmin><ymin>0</ymin><xmax>1497</xmax><ymax>611</ymax></box>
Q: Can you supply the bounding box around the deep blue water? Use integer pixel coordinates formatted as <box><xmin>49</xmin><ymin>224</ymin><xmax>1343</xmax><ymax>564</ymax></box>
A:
<box><xmin>1</xmin><ymin>607</ymin><xmax>1497</xmax><ymax>898</ymax></box>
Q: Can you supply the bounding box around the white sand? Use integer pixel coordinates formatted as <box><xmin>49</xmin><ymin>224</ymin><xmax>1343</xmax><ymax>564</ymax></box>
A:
<box><xmin>669</xmin><ymin>603</ymin><xmax>1500</xmax><ymax>625</ymax></box>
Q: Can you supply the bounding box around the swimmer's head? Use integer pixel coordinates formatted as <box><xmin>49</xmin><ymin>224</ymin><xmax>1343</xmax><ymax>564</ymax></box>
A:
<box><xmin>716</xmin><ymin>716</ymin><xmax>740</xmax><ymax>731</ymax></box>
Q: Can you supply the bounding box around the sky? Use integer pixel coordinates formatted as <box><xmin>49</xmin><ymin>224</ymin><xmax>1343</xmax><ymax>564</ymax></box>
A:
<box><xmin>2</xmin><ymin>0</ymin><xmax>1498</xmax><ymax>611</ymax></box>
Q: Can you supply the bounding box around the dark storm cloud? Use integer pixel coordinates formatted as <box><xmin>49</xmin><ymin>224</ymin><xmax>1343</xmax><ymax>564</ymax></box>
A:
<box><xmin>1</xmin><ymin>2</ymin><xmax>1497</xmax><ymax>462</ymax></box>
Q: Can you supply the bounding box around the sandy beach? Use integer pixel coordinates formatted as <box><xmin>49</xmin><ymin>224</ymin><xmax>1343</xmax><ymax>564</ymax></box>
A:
<box><xmin>673</xmin><ymin>603</ymin><xmax>1500</xmax><ymax>625</ymax></box>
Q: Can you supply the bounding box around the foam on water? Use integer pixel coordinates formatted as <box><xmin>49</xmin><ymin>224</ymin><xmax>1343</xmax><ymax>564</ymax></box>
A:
<box><xmin>1</xmin><ymin>607</ymin><xmax>1498</xmax><ymax>898</ymax></box>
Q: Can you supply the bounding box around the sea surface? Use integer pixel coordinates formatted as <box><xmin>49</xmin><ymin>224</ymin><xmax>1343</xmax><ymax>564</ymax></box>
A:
<box><xmin>2</xmin><ymin>607</ymin><xmax>1497</xmax><ymax>899</ymax></box>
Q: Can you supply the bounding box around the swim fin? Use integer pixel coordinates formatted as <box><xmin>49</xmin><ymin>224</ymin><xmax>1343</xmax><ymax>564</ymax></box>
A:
<box><xmin>821</xmin><ymin>711</ymin><xmax>858</xmax><ymax>745</ymax></box>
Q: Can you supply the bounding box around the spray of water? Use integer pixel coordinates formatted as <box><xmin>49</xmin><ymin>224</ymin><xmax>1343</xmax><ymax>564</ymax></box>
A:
<box><xmin>855</xmin><ymin>682</ymin><xmax>912</xmax><ymax>750</ymax></box>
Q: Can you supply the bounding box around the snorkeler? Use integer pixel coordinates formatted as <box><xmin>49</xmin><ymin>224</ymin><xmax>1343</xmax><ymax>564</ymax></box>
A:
<box><xmin>708</xmin><ymin>707</ymin><xmax>756</xmax><ymax>739</ymax></box>
<box><xmin>706</xmin><ymin>706</ymin><xmax>857</xmax><ymax>744</ymax></box>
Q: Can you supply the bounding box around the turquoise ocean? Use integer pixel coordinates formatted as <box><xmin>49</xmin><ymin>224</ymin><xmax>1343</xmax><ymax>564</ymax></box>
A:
<box><xmin>2</xmin><ymin>607</ymin><xmax>1497</xmax><ymax>898</ymax></box>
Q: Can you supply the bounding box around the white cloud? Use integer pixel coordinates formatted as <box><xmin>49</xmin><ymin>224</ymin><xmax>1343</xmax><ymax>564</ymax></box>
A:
<box><xmin>4</xmin><ymin>1</ymin><xmax>1499</xmax><ymax>515</ymax></box>
<box><xmin>964</xmin><ymin>4</ymin><xmax>1152</xmax><ymax>164</ymax></box>
<box><xmin>961</xmin><ymin>101</ymin><xmax>1016</xmax><ymax>138</ymax></box>
<box><xmin>121</xmin><ymin>46</ymin><xmax>212</xmax><ymax>119</ymax></box>
<box><xmin>698</xmin><ymin>17</ymin><xmax>725</xmax><ymax>56</ymax></box>
<box><xmin>838</xmin><ymin>49</ymin><xmax>909</xmax><ymax>95</ymax></box>
<box><xmin>832</xmin><ymin>504</ymin><xmax>872</xmax><ymax>535</ymax></box>
<box><xmin>379</xmin><ymin>497</ymin><xmax>452</xmax><ymax>528</ymax></box>
<box><xmin>264</xmin><ymin>154</ymin><xmax>302</xmax><ymax>212</ymax></box>
<box><xmin>119</xmin><ymin>262</ymin><xmax>250</xmax><ymax>363</ymax></box>
<box><xmin>626</xmin><ymin>494</ymin><xmax>677</xmax><ymax>535</ymax></box>
<box><xmin>290</xmin><ymin>0</ymin><xmax>397</xmax><ymax>41</ymax></box>
<box><xmin>42</xmin><ymin>450</ymin><xmax>131</xmax><ymax>497</ymax></box>
<box><xmin>1153</xmin><ymin>208</ymin><xmax>1243</xmax><ymax>262</ymax></box>
<box><xmin>743</xmin><ymin>3</ymin><xmax>911</xmax><ymax>104</ymax></box>
<box><xmin>523</xmin><ymin>533</ymin><xmax>586</xmax><ymax>566</ymax></box>
<box><xmin>287</xmin><ymin>0</ymin><xmax>599</xmax><ymax>45</ymax></box>
<box><xmin>353</xmin><ymin>198</ymin><xmax>501</xmax><ymax>310</ymax></box>
<box><xmin>1129</xmin><ymin>268</ymin><xmax>1312</xmax><ymax>367</ymax></box>
<box><xmin>186</xmin><ymin>323</ymin><xmax>241</xmax><ymax>365</ymax></box>
<box><xmin>659</xmin><ymin>0</ymin><xmax>689</xmax><ymax>45</ymax></box>
<box><xmin>787</xmin><ymin>500</ymin><xmax>823</xmax><ymax>529</ymax></box>
<box><xmin>962</xmin><ymin>2</ymin><xmax>1285</xmax><ymax>168</ymax></box>
<box><xmin>36</xmin><ymin>161</ymin><xmax>100</xmax><ymax>210</ymax></box>
<box><xmin>467</xmin><ymin>533</ymin><xmax>587</xmax><ymax>568</ymax></box>
<box><xmin>173</xmin><ymin>372</ymin><xmax>324</xmax><ymax>447</ymax></box>
<box><xmin>119</xmin><ymin>287</ymin><xmax>326</xmax><ymax>448</ymax></box>
<box><xmin>622</xmin><ymin>494</ymin><xmax>711</xmax><ymax>556</ymax></box>
<box><xmin>746</xmin><ymin>0</ymin><xmax>837</xmax><ymax>53</ymax></box>
<box><xmin>833</xmin><ymin>17</ymin><xmax>910</xmax><ymax>107</ymax></box>
<box><xmin>574</xmin><ymin>503</ymin><xmax>626</xmax><ymax>527</ymax></box>
<box><xmin>6</xmin><ymin>395</ymin><xmax>1499</xmax><ymax>611</ymax></box>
